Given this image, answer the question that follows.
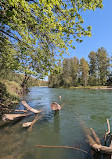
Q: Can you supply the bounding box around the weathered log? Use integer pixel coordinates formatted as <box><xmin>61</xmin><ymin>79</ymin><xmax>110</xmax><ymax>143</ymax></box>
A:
<box><xmin>22</xmin><ymin>114</ymin><xmax>43</xmax><ymax>130</ymax></box>
<box><xmin>22</xmin><ymin>122</ymin><xmax>32</xmax><ymax>127</ymax></box>
<box><xmin>85</xmin><ymin>119</ymin><xmax>112</xmax><ymax>156</ymax></box>
<box><xmin>86</xmin><ymin>134</ymin><xmax>96</xmax><ymax>146</ymax></box>
<box><xmin>87</xmin><ymin>134</ymin><xmax>112</xmax><ymax>154</ymax></box>
<box><xmin>92</xmin><ymin>144</ymin><xmax>112</xmax><ymax>154</ymax></box>
<box><xmin>90</xmin><ymin>128</ymin><xmax>101</xmax><ymax>145</ymax></box>
<box><xmin>51</xmin><ymin>102</ymin><xmax>61</xmax><ymax>111</ymax></box>
<box><xmin>15</xmin><ymin>109</ymin><xmax>28</xmax><ymax>113</ymax></box>
<box><xmin>2</xmin><ymin>113</ymin><xmax>29</xmax><ymax>121</ymax></box>
<box><xmin>28</xmin><ymin>114</ymin><xmax>43</xmax><ymax>132</ymax></box>
<box><xmin>109</xmin><ymin>135</ymin><xmax>112</xmax><ymax>159</ymax></box>
<box><xmin>22</xmin><ymin>101</ymin><xmax>43</xmax><ymax>113</ymax></box>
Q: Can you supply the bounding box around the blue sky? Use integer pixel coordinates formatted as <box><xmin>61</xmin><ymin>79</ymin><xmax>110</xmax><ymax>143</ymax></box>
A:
<box><xmin>65</xmin><ymin>0</ymin><xmax>112</xmax><ymax>61</ymax></box>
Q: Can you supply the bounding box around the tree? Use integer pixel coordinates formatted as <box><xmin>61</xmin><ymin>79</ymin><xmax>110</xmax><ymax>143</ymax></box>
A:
<box><xmin>88</xmin><ymin>51</ymin><xmax>98</xmax><ymax>85</ymax></box>
<box><xmin>0</xmin><ymin>36</ymin><xmax>19</xmax><ymax>78</ymax></box>
<box><xmin>70</xmin><ymin>57</ymin><xmax>79</xmax><ymax>86</ymax></box>
<box><xmin>0</xmin><ymin>0</ymin><xmax>103</xmax><ymax>76</ymax></box>
<box><xmin>97</xmin><ymin>47</ymin><xmax>110</xmax><ymax>85</ymax></box>
<box><xmin>48</xmin><ymin>60</ymin><xmax>62</xmax><ymax>87</ymax></box>
<box><xmin>80</xmin><ymin>57</ymin><xmax>89</xmax><ymax>86</ymax></box>
<box><xmin>62</xmin><ymin>58</ymin><xmax>72</xmax><ymax>87</ymax></box>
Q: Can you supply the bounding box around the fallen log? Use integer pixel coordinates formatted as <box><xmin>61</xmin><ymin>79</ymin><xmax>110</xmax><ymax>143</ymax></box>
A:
<box><xmin>91</xmin><ymin>144</ymin><xmax>112</xmax><ymax>154</ymax></box>
<box><xmin>2</xmin><ymin>113</ymin><xmax>30</xmax><ymax>121</ymax></box>
<box><xmin>28</xmin><ymin>114</ymin><xmax>43</xmax><ymax>132</ymax></box>
<box><xmin>22</xmin><ymin>122</ymin><xmax>32</xmax><ymax>128</ymax></box>
<box><xmin>22</xmin><ymin>101</ymin><xmax>43</xmax><ymax>113</ymax></box>
<box><xmin>109</xmin><ymin>136</ymin><xmax>112</xmax><ymax>159</ymax></box>
<box><xmin>22</xmin><ymin>114</ymin><xmax>43</xmax><ymax>131</ymax></box>
<box><xmin>51</xmin><ymin>102</ymin><xmax>61</xmax><ymax>111</ymax></box>
<box><xmin>15</xmin><ymin>109</ymin><xmax>28</xmax><ymax>113</ymax></box>
<box><xmin>85</xmin><ymin>119</ymin><xmax>112</xmax><ymax>155</ymax></box>
<box><xmin>90</xmin><ymin>128</ymin><xmax>101</xmax><ymax>145</ymax></box>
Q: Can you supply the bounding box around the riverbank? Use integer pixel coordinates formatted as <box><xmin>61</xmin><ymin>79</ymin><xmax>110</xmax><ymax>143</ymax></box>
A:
<box><xmin>56</xmin><ymin>86</ymin><xmax>112</xmax><ymax>90</ymax></box>
<box><xmin>0</xmin><ymin>80</ymin><xmax>23</xmax><ymax>115</ymax></box>
<box><xmin>69</xmin><ymin>86</ymin><xmax>112</xmax><ymax>89</ymax></box>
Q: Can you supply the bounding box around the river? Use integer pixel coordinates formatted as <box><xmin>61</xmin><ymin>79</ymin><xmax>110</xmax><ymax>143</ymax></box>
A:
<box><xmin>0</xmin><ymin>87</ymin><xmax>112</xmax><ymax>159</ymax></box>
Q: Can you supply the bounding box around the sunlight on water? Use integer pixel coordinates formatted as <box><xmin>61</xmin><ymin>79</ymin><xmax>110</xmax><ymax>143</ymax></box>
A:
<box><xmin>0</xmin><ymin>87</ymin><xmax>112</xmax><ymax>159</ymax></box>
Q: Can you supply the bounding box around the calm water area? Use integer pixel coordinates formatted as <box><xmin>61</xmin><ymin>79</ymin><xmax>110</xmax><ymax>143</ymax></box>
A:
<box><xmin>0</xmin><ymin>87</ymin><xmax>112</xmax><ymax>159</ymax></box>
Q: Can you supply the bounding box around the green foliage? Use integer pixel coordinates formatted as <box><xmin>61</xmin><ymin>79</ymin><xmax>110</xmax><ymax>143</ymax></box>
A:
<box><xmin>48</xmin><ymin>47</ymin><xmax>111</xmax><ymax>88</ymax></box>
<box><xmin>70</xmin><ymin>57</ymin><xmax>79</xmax><ymax>86</ymax></box>
<box><xmin>0</xmin><ymin>79</ymin><xmax>22</xmax><ymax>106</ymax></box>
<box><xmin>88</xmin><ymin>51</ymin><xmax>98</xmax><ymax>86</ymax></box>
<box><xmin>49</xmin><ymin>57</ymin><xmax>80</xmax><ymax>88</ymax></box>
<box><xmin>0</xmin><ymin>72</ymin><xmax>48</xmax><ymax>107</ymax></box>
<box><xmin>0</xmin><ymin>35</ymin><xmax>20</xmax><ymax>77</ymax></box>
<box><xmin>0</xmin><ymin>72</ymin><xmax>48</xmax><ymax>87</ymax></box>
<box><xmin>88</xmin><ymin>51</ymin><xmax>97</xmax><ymax>76</ymax></box>
<box><xmin>80</xmin><ymin>57</ymin><xmax>89</xmax><ymax>86</ymax></box>
<box><xmin>0</xmin><ymin>0</ymin><xmax>103</xmax><ymax>79</ymax></box>
<box><xmin>97</xmin><ymin>47</ymin><xmax>110</xmax><ymax>85</ymax></box>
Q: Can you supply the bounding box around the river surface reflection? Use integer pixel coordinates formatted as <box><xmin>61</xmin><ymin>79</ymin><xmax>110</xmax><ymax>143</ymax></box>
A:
<box><xmin>0</xmin><ymin>87</ymin><xmax>112</xmax><ymax>159</ymax></box>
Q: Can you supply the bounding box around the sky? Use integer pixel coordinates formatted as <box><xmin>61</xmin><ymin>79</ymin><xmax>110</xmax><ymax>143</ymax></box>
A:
<box><xmin>65</xmin><ymin>0</ymin><xmax>112</xmax><ymax>61</ymax></box>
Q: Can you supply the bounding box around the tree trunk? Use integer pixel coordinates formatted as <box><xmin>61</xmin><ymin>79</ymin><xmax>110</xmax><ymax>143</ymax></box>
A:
<box><xmin>21</xmin><ymin>73</ymin><xmax>30</xmax><ymax>93</ymax></box>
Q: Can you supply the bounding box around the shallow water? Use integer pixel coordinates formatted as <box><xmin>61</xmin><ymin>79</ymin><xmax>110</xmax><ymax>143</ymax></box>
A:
<box><xmin>0</xmin><ymin>87</ymin><xmax>112</xmax><ymax>159</ymax></box>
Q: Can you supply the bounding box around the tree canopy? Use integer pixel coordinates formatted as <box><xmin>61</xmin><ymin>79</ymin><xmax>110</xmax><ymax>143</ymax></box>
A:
<box><xmin>48</xmin><ymin>47</ymin><xmax>111</xmax><ymax>87</ymax></box>
<box><xmin>0</xmin><ymin>0</ymin><xmax>103</xmax><ymax>78</ymax></box>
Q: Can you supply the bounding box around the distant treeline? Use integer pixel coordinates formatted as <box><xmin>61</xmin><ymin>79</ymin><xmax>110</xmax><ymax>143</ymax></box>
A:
<box><xmin>48</xmin><ymin>47</ymin><xmax>112</xmax><ymax>88</ymax></box>
<box><xmin>0</xmin><ymin>72</ymin><xmax>48</xmax><ymax>87</ymax></box>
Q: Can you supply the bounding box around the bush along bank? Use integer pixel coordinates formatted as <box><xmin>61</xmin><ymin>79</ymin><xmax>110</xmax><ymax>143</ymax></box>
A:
<box><xmin>0</xmin><ymin>80</ymin><xmax>23</xmax><ymax>117</ymax></box>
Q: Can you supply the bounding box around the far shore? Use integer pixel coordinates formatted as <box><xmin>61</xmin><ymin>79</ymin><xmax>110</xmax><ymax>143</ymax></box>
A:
<box><xmin>69</xmin><ymin>86</ymin><xmax>112</xmax><ymax>90</ymax></box>
<box><xmin>48</xmin><ymin>86</ymin><xmax>112</xmax><ymax>89</ymax></box>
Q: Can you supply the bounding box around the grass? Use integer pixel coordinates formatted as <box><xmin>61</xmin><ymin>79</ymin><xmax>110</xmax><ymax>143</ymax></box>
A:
<box><xmin>0</xmin><ymin>79</ymin><xmax>23</xmax><ymax>107</ymax></box>
<box><xmin>69</xmin><ymin>86</ymin><xmax>112</xmax><ymax>89</ymax></box>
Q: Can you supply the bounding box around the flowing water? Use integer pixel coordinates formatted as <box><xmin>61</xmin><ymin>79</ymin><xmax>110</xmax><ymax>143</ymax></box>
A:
<box><xmin>0</xmin><ymin>87</ymin><xmax>112</xmax><ymax>159</ymax></box>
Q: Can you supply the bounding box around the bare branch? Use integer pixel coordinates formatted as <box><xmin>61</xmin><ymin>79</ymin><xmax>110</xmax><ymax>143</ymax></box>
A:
<box><xmin>105</xmin><ymin>118</ymin><xmax>110</xmax><ymax>140</ymax></box>
<box><xmin>90</xmin><ymin>128</ymin><xmax>101</xmax><ymax>145</ymax></box>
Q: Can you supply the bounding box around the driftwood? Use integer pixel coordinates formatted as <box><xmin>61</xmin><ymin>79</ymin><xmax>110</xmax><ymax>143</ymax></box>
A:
<box><xmin>109</xmin><ymin>136</ymin><xmax>112</xmax><ymax>159</ymax></box>
<box><xmin>2</xmin><ymin>113</ymin><xmax>30</xmax><ymax>121</ymax></box>
<box><xmin>22</xmin><ymin>101</ymin><xmax>43</xmax><ymax>113</ymax></box>
<box><xmin>22</xmin><ymin>122</ymin><xmax>32</xmax><ymax>127</ymax></box>
<box><xmin>1</xmin><ymin>101</ymin><xmax>44</xmax><ymax>131</ymax></box>
<box><xmin>51</xmin><ymin>102</ymin><xmax>61</xmax><ymax>111</ymax></box>
<box><xmin>15</xmin><ymin>109</ymin><xmax>28</xmax><ymax>113</ymax></box>
<box><xmin>86</xmin><ymin>119</ymin><xmax>112</xmax><ymax>155</ymax></box>
<box><xmin>22</xmin><ymin>114</ymin><xmax>43</xmax><ymax>128</ymax></box>
<box><xmin>36</xmin><ymin>145</ymin><xmax>87</xmax><ymax>153</ymax></box>
<box><xmin>28</xmin><ymin>114</ymin><xmax>43</xmax><ymax>132</ymax></box>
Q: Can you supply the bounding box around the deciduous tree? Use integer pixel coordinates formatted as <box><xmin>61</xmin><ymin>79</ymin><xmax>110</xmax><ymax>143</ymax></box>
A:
<box><xmin>80</xmin><ymin>57</ymin><xmax>89</xmax><ymax>86</ymax></box>
<box><xmin>97</xmin><ymin>47</ymin><xmax>110</xmax><ymax>85</ymax></box>
<box><xmin>88</xmin><ymin>51</ymin><xmax>97</xmax><ymax>85</ymax></box>
<box><xmin>70</xmin><ymin>57</ymin><xmax>79</xmax><ymax>86</ymax></box>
